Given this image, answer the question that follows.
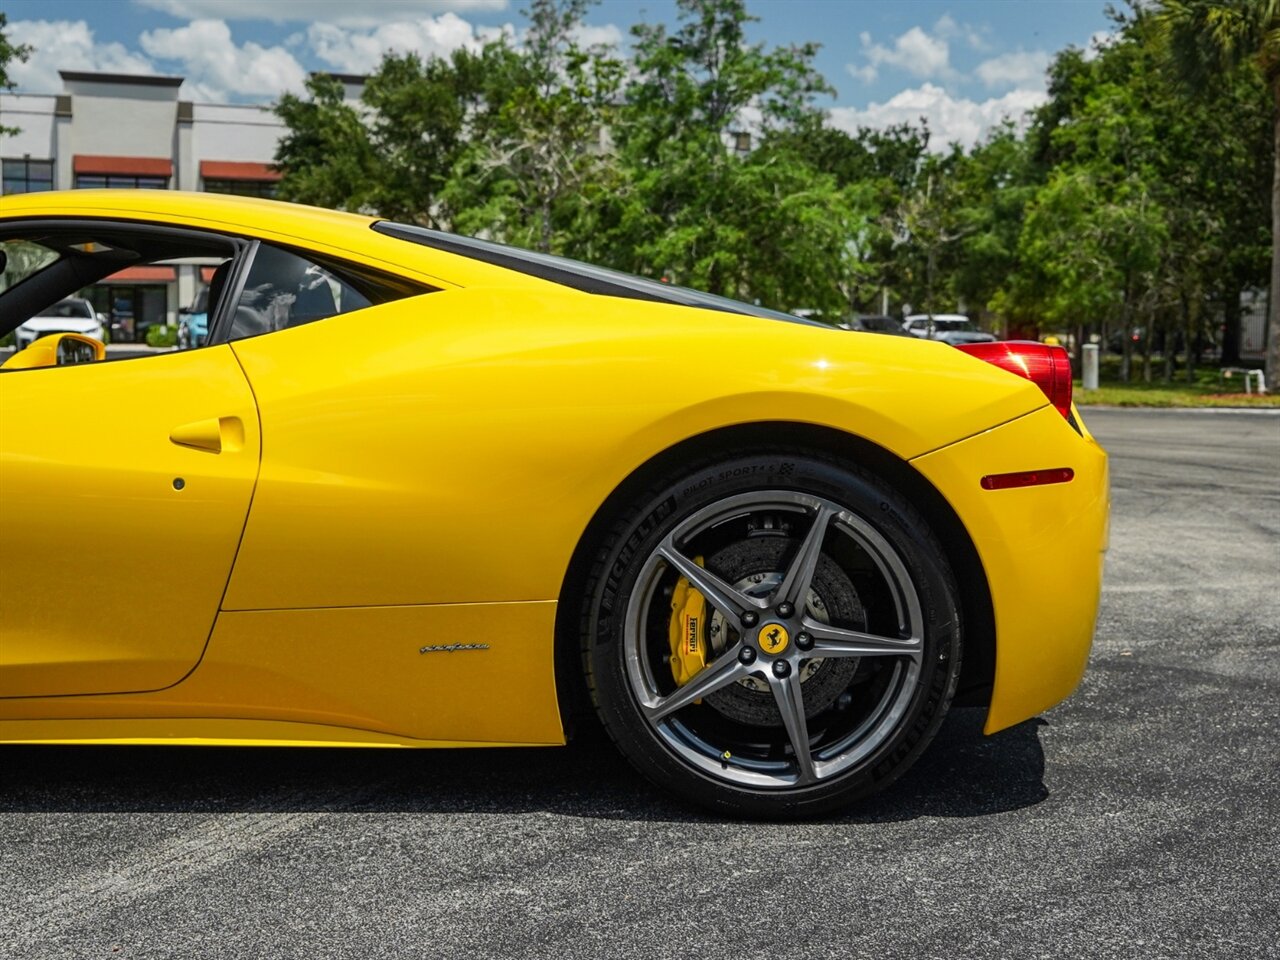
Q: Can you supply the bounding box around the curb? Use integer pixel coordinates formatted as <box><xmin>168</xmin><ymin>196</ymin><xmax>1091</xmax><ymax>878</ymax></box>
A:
<box><xmin>1079</xmin><ymin>405</ymin><xmax>1280</xmax><ymax>415</ymax></box>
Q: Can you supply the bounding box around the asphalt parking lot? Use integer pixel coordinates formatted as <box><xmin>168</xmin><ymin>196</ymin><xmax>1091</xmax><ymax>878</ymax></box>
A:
<box><xmin>2</xmin><ymin>407</ymin><xmax>1278</xmax><ymax>960</ymax></box>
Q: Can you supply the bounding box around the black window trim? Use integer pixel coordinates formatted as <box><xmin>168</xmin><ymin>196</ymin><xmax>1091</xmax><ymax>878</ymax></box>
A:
<box><xmin>0</xmin><ymin>217</ymin><xmax>246</xmax><ymax>342</ymax></box>
<box><xmin>2</xmin><ymin>217</ymin><xmax>436</xmax><ymax>354</ymax></box>
<box><xmin>204</xmin><ymin>238</ymin><xmax>257</xmax><ymax>347</ymax></box>
<box><xmin>371</xmin><ymin>220</ymin><xmax>830</xmax><ymax>329</ymax></box>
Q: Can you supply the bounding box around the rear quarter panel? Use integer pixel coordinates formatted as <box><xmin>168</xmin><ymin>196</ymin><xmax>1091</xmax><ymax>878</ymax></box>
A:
<box><xmin>223</xmin><ymin>288</ymin><xmax>1047</xmax><ymax>610</ymax></box>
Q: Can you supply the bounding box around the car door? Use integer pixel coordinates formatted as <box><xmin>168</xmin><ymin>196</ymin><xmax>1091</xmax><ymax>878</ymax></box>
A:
<box><xmin>0</xmin><ymin>231</ymin><xmax>261</xmax><ymax>699</ymax></box>
<box><xmin>0</xmin><ymin>346</ymin><xmax>261</xmax><ymax>698</ymax></box>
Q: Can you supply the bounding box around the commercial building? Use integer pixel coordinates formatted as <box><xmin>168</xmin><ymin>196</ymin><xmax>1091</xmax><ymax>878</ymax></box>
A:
<box><xmin>1</xmin><ymin>70</ymin><xmax>289</xmax><ymax>338</ymax></box>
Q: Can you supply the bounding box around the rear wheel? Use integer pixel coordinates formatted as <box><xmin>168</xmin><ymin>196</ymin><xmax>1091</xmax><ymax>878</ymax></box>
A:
<box><xmin>581</xmin><ymin>450</ymin><xmax>962</xmax><ymax>818</ymax></box>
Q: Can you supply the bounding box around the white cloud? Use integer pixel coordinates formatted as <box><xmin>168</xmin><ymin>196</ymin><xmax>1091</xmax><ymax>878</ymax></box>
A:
<box><xmin>848</xmin><ymin>15</ymin><xmax>1012</xmax><ymax>87</ymax></box>
<box><xmin>829</xmin><ymin>83</ymin><xmax>1047</xmax><ymax>150</ymax></box>
<box><xmin>305</xmin><ymin>13</ymin><xmax>489</xmax><ymax>73</ymax></box>
<box><xmin>135</xmin><ymin>0</ymin><xmax>508</xmax><ymax>28</ymax></box>
<box><xmin>849</xmin><ymin>24</ymin><xmax>953</xmax><ymax>85</ymax></box>
<box><xmin>571</xmin><ymin>23</ymin><xmax>623</xmax><ymax>50</ymax></box>
<box><xmin>6</xmin><ymin>20</ymin><xmax>156</xmax><ymax>93</ymax></box>
<box><xmin>302</xmin><ymin>15</ymin><xmax>617</xmax><ymax>75</ymax></box>
<box><xmin>933</xmin><ymin>14</ymin><xmax>990</xmax><ymax>52</ymax></box>
<box><xmin>974</xmin><ymin>50</ymin><xmax>1050</xmax><ymax>90</ymax></box>
<box><xmin>139</xmin><ymin>19</ymin><xmax>308</xmax><ymax>101</ymax></box>
<box><xmin>4</xmin><ymin>9</ymin><xmax>594</xmax><ymax>102</ymax></box>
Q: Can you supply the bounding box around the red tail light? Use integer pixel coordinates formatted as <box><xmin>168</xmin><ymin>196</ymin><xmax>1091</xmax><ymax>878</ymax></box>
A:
<box><xmin>956</xmin><ymin>341</ymin><xmax>1073</xmax><ymax>419</ymax></box>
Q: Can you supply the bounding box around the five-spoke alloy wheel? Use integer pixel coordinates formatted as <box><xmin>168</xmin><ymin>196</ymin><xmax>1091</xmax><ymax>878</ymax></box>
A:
<box><xmin>582</xmin><ymin>450</ymin><xmax>963</xmax><ymax>818</ymax></box>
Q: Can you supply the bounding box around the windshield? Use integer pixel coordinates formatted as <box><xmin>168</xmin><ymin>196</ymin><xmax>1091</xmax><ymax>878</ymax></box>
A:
<box><xmin>373</xmin><ymin>221</ymin><xmax>833</xmax><ymax>329</ymax></box>
<box><xmin>38</xmin><ymin>299</ymin><xmax>95</xmax><ymax>319</ymax></box>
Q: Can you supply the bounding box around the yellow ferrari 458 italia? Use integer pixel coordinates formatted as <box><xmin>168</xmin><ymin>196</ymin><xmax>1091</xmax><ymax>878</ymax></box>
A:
<box><xmin>0</xmin><ymin>191</ymin><xmax>1108</xmax><ymax>817</ymax></box>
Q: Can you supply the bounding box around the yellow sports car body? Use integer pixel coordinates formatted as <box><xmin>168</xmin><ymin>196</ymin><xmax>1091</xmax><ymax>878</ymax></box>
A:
<box><xmin>0</xmin><ymin>191</ymin><xmax>1108</xmax><ymax>817</ymax></box>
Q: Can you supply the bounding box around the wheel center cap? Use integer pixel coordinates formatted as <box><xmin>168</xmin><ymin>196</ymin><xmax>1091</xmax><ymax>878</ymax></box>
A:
<box><xmin>758</xmin><ymin>622</ymin><xmax>790</xmax><ymax>655</ymax></box>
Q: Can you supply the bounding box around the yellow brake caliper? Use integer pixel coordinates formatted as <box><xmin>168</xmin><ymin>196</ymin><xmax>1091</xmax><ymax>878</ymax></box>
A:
<box><xmin>669</xmin><ymin>557</ymin><xmax>709</xmax><ymax>688</ymax></box>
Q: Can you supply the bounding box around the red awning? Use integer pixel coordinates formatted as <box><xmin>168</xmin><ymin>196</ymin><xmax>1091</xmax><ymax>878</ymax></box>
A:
<box><xmin>103</xmin><ymin>266</ymin><xmax>177</xmax><ymax>283</ymax></box>
<box><xmin>200</xmin><ymin>266</ymin><xmax>216</xmax><ymax>282</ymax></box>
<box><xmin>74</xmin><ymin>155</ymin><xmax>173</xmax><ymax>177</ymax></box>
<box><xmin>199</xmin><ymin>160</ymin><xmax>281</xmax><ymax>182</ymax></box>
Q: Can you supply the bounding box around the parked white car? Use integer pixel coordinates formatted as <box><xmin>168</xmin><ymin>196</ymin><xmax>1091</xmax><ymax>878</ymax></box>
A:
<box><xmin>902</xmin><ymin>313</ymin><xmax>997</xmax><ymax>346</ymax></box>
<box><xmin>13</xmin><ymin>297</ymin><xmax>104</xmax><ymax>350</ymax></box>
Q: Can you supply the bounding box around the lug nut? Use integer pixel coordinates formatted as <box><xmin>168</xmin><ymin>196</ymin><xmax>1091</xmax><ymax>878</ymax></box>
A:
<box><xmin>741</xmin><ymin>610</ymin><xmax>759</xmax><ymax>627</ymax></box>
<box><xmin>776</xmin><ymin>602</ymin><xmax>794</xmax><ymax>618</ymax></box>
<box><xmin>772</xmin><ymin>660</ymin><xmax>791</xmax><ymax>678</ymax></box>
<box><xmin>796</xmin><ymin>632</ymin><xmax>813</xmax><ymax>651</ymax></box>
<box><xmin>738</xmin><ymin>646</ymin><xmax>757</xmax><ymax>665</ymax></box>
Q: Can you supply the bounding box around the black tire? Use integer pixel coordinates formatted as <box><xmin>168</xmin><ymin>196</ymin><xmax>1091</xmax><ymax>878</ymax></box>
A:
<box><xmin>580</xmin><ymin>449</ymin><xmax>962</xmax><ymax>819</ymax></box>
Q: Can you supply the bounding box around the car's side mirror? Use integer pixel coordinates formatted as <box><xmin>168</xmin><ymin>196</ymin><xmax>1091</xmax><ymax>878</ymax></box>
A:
<box><xmin>58</xmin><ymin>334</ymin><xmax>105</xmax><ymax>365</ymax></box>
<box><xmin>1</xmin><ymin>332</ymin><xmax>106</xmax><ymax>371</ymax></box>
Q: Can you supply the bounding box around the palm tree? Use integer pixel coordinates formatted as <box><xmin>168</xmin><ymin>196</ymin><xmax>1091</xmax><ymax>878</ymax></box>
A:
<box><xmin>1155</xmin><ymin>0</ymin><xmax>1280</xmax><ymax>388</ymax></box>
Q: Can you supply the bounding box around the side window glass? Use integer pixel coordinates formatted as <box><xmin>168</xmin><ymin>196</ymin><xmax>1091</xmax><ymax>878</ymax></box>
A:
<box><xmin>229</xmin><ymin>244</ymin><xmax>372</xmax><ymax>341</ymax></box>
<box><xmin>1</xmin><ymin>239</ymin><xmax>62</xmax><ymax>291</ymax></box>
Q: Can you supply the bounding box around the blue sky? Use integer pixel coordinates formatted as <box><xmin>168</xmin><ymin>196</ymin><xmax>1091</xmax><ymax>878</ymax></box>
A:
<box><xmin>2</xmin><ymin>0</ymin><xmax>1117</xmax><ymax>147</ymax></box>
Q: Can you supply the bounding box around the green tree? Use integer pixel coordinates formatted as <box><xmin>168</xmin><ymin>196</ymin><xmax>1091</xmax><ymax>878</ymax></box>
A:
<box><xmin>776</xmin><ymin>119</ymin><xmax>930</xmax><ymax>313</ymax></box>
<box><xmin>1039</xmin><ymin>22</ymin><xmax>1171</xmax><ymax>380</ymax></box>
<box><xmin>273</xmin><ymin>73</ymin><xmax>377</xmax><ymax>213</ymax></box>
<box><xmin>947</xmin><ymin>125</ymin><xmax>1037</xmax><ymax>330</ymax></box>
<box><xmin>445</xmin><ymin>0</ymin><xmax>625</xmax><ymax>254</ymax></box>
<box><xmin>363</xmin><ymin>47</ymin><xmax>513</xmax><ymax>227</ymax></box>
<box><xmin>274</xmin><ymin>47</ymin><xmax>512</xmax><ymax>227</ymax></box>
<box><xmin>1016</xmin><ymin>9</ymin><xmax>1269</xmax><ymax>380</ymax></box>
<box><xmin>887</xmin><ymin>151</ymin><xmax>970</xmax><ymax>319</ymax></box>
<box><xmin>1013</xmin><ymin>167</ymin><xmax>1167</xmax><ymax>380</ymax></box>
<box><xmin>264</xmin><ymin>0</ymin><xmax>1272</xmax><ymax>358</ymax></box>
<box><xmin>1155</xmin><ymin>0</ymin><xmax>1280</xmax><ymax>383</ymax></box>
<box><xmin>1</xmin><ymin>12</ymin><xmax>33</xmax><ymax>136</ymax></box>
<box><xmin>608</xmin><ymin>0</ymin><xmax>868</xmax><ymax>313</ymax></box>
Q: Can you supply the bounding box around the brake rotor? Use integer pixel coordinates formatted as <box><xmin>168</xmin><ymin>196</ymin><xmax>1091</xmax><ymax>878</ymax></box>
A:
<box><xmin>702</xmin><ymin>536</ymin><xmax>865</xmax><ymax>726</ymax></box>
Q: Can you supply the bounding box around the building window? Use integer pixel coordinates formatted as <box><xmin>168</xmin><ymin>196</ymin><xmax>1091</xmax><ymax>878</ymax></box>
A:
<box><xmin>75</xmin><ymin>174</ymin><xmax>169</xmax><ymax>190</ymax></box>
<box><xmin>2</xmin><ymin>158</ymin><xmax>54</xmax><ymax>194</ymax></box>
<box><xmin>202</xmin><ymin>178</ymin><xmax>279</xmax><ymax>198</ymax></box>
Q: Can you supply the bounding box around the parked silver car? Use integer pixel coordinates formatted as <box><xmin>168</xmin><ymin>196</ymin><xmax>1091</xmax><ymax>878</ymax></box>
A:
<box><xmin>13</xmin><ymin>297</ymin><xmax>105</xmax><ymax>350</ymax></box>
<box><xmin>902</xmin><ymin>313</ymin><xmax>997</xmax><ymax>346</ymax></box>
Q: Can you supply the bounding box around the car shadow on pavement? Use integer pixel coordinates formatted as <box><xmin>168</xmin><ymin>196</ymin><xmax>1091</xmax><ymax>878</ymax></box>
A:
<box><xmin>0</xmin><ymin>706</ymin><xmax>1049</xmax><ymax>829</ymax></box>
<box><xmin>845</xmin><ymin>710</ymin><xmax>1049</xmax><ymax>823</ymax></box>
<box><xmin>0</xmin><ymin>708</ymin><xmax>1046</xmax><ymax>824</ymax></box>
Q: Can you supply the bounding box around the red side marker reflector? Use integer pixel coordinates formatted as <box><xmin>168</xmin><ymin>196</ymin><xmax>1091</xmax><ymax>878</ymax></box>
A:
<box><xmin>980</xmin><ymin>468</ymin><xmax>1075</xmax><ymax>491</ymax></box>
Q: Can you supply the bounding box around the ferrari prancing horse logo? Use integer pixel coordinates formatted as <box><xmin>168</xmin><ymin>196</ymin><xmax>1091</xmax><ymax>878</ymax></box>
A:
<box><xmin>759</xmin><ymin>623</ymin><xmax>790</xmax><ymax>654</ymax></box>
